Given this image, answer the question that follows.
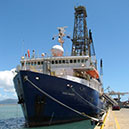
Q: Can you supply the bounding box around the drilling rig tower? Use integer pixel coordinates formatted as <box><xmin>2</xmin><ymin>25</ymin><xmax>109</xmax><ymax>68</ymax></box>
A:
<box><xmin>72</xmin><ymin>6</ymin><xmax>92</xmax><ymax>56</ymax></box>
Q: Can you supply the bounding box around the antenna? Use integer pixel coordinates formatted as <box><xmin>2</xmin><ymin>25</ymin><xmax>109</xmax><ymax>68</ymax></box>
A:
<box><xmin>89</xmin><ymin>29</ymin><xmax>97</xmax><ymax>68</ymax></box>
<box><xmin>52</xmin><ymin>26</ymin><xmax>70</xmax><ymax>47</ymax></box>
<box><xmin>100</xmin><ymin>59</ymin><xmax>103</xmax><ymax>85</ymax></box>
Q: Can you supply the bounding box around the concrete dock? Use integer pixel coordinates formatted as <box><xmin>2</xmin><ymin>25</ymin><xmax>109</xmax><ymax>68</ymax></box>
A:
<box><xmin>95</xmin><ymin>108</ymin><xmax>129</xmax><ymax>129</ymax></box>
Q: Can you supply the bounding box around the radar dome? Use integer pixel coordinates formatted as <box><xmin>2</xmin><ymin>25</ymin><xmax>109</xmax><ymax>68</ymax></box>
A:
<box><xmin>51</xmin><ymin>45</ymin><xmax>64</xmax><ymax>57</ymax></box>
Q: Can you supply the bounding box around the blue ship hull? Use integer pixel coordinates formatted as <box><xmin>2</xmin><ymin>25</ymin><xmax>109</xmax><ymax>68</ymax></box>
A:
<box><xmin>13</xmin><ymin>70</ymin><xmax>103</xmax><ymax>127</ymax></box>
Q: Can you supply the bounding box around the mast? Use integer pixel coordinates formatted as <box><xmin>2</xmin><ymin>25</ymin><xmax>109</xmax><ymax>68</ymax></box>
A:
<box><xmin>52</xmin><ymin>26</ymin><xmax>70</xmax><ymax>47</ymax></box>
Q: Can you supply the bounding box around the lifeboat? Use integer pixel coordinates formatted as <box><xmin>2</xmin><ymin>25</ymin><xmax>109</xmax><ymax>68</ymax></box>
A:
<box><xmin>86</xmin><ymin>67</ymin><xmax>99</xmax><ymax>79</ymax></box>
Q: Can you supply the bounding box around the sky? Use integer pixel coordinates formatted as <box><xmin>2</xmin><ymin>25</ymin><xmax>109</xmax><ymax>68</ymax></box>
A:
<box><xmin>0</xmin><ymin>0</ymin><xmax>129</xmax><ymax>101</ymax></box>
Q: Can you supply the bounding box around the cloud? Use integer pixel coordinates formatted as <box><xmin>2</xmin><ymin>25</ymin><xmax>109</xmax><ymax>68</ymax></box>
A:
<box><xmin>13</xmin><ymin>92</ymin><xmax>17</xmax><ymax>97</ymax></box>
<box><xmin>0</xmin><ymin>94</ymin><xmax>8</xmax><ymax>101</ymax></box>
<box><xmin>0</xmin><ymin>68</ymin><xmax>16</xmax><ymax>93</ymax></box>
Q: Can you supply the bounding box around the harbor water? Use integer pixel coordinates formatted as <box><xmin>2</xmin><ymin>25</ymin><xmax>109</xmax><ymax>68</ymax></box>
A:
<box><xmin>0</xmin><ymin>104</ymin><xmax>95</xmax><ymax>129</ymax></box>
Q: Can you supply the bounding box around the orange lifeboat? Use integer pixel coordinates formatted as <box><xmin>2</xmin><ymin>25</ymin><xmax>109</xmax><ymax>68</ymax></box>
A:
<box><xmin>86</xmin><ymin>68</ymin><xmax>99</xmax><ymax>79</ymax></box>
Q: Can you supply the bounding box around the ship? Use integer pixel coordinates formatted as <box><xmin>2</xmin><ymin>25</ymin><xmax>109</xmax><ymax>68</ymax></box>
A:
<box><xmin>13</xmin><ymin>6</ymin><xmax>106</xmax><ymax>127</ymax></box>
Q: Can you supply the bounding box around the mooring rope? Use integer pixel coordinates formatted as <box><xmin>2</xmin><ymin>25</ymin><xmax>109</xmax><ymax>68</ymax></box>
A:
<box><xmin>70</xmin><ymin>88</ymin><xmax>106</xmax><ymax>113</ymax></box>
<box><xmin>24</xmin><ymin>75</ymin><xmax>99</xmax><ymax>122</ymax></box>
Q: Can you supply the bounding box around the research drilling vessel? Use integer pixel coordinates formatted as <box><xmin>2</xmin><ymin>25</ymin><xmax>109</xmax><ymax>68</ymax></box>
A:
<box><xmin>13</xmin><ymin>6</ymin><xmax>105</xmax><ymax>127</ymax></box>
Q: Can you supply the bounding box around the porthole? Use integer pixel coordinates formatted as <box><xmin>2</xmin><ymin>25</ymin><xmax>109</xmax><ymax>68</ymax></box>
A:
<box><xmin>80</xmin><ymin>87</ymin><xmax>84</xmax><ymax>91</ymax></box>
<box><xmin>36</xmin><ymin>77</ymin><xmax>40</xmax><ymax>80</ymax></box>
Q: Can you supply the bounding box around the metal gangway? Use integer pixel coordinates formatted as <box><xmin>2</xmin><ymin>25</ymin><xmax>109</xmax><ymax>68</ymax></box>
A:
<box><xmin>102</xmin><ymin>93</ymin><xmax>118</xmax><ymax>106</ymax></box>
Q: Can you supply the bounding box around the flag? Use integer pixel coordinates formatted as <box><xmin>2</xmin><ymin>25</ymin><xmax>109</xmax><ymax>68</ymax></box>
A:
<box><xmin>27</xmin><ymin>49</ymin><xmax>30</xmax><ymax>58</ymax></box>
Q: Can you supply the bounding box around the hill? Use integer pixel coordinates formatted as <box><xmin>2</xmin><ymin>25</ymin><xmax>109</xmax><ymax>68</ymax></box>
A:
<box><xmin>0</xmin><ymin>99</ymin><xmax>17</xmax><ymax>104</ymax></box>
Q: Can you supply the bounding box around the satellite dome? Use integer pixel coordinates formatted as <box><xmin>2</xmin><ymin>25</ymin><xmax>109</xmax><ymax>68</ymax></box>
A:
<box><xmin>51</xmin><ymin>45</ymin><xmax>64</xmax><ymax>57</ymax></box>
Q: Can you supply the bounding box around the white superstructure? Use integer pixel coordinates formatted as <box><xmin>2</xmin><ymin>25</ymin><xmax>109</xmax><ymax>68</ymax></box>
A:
<box><xmin>19</xmin><ymin>55</ymin><xmax>102</xmax><ymax>94</ymax></box>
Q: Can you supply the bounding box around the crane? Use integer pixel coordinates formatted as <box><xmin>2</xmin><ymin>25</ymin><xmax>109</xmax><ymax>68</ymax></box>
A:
<box><xmin>105</xmin><ymin>86</ymin><xmax>129</xmax><ymax>102</ymax></box>
<box><xmin>108</xmin><ymin>91</ymin><xmax>129</xmax><ymax>102</ymax></box>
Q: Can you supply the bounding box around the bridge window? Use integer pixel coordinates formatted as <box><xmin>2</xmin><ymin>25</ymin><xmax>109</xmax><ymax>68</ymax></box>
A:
<box><xmin>22</xmin><ymin>63</ymin><xmax>24</xmax><ymax>66</ymax></box>
<box><xmin>78</xmin><ymin>59</ymin><xmax>80</xmax><ymax>63</ymax></box>
<box><xmin>52</xmin><ymin>60</ymin><xmax>54</xmax><ymax>64</ymax></box>
<box><xmin>59</xmin><ymin>60</ymin><xmax>61</xmax><ymax>64</ymax></box>
<box><xmin>26</xmin><ymin>62</ymin><xmax>28</xmax><ymax>65</ymax></box>
<box><xmin>66</xmin><ymin>60</ymin><xmax>69</xmax><ymax>63</ymax></box>
<box><xmin>74</xmin><ymin>59</ymin><xmax>76</xmax><ymax>63</ymax></box>
<box><xmin>55</xmin><ymin>60</ymin><xmax>58</xmax><ymax>64</ymax></box>
<box><xmin>70</xmin><ymin>59</ymin><xmax>73</xmax><ymax>63</ymax></box>
<box><xmin>63</xmin><ymin>60</ymin><xmax>65</xmax><ymax>64</ymax></box>
<box><xmin>38</xmin><ymin>61</ymin><xmax>40</xmax><ymax>65</ymax></box>
<box><xmin>34</xmin><ymin>62</ymin><xmax>36</xmax><ymax>65</ymax></box>
<box><xmin>85</xmin><ymin>59</ymin><xmax>87</xmax><ymax>62</ymax></box>
<box><xmin>81</xmin><ymin>59</ymin><xmax>84</xmax><ymax>63</ymax></box>
<box><xmin>31</xmin><ymin>62</ymin><xmax>33</xmax><ymax>65</ymax></box>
